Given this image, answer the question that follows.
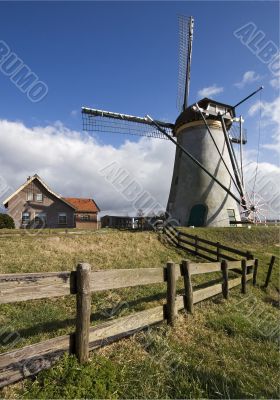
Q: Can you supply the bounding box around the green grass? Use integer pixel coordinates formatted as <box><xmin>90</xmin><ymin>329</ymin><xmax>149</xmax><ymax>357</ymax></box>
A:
<box><xmin>0</xmin><ymin>227</ymin><xmax>279</xmax><ymax>399</ymax></box>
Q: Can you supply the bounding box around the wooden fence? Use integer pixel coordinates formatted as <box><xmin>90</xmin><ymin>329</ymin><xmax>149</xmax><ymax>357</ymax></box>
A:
<box><xmin>163</xmin><ymin>224</ymin><xmax>254</xmax><ymax>262</ymax></box>
<box><xmin>0</xmin><ymin>258</ymin><xmax>258</xmax><ymax>388</ymax></box>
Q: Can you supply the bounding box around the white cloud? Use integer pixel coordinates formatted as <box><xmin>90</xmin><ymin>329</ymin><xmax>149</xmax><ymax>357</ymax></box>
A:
<box><xmin>234</xmin><ymin>71</ymin><xmax>261</xmax><ymax>89</ymax></box>
<box><xmin>270</xmin><ymin>77</ymin><xmax>280</xmax><ymax>89</ymax></box>
<box><xmin>70</xmin><ymin>110</ymin><xmax>78</xmax><ymax>117</ymax></box>
<box><xmin>248</xmin><ymin>96</ymin><xmax>280</xmax><ymax>154</ymax></box>
<box><xmin>197</xmin><ymin>85</ymin><xmax>223</xmax><ymax>98</ymax></box>
<box><xmin>0</xmin><ymin>118</ymin><xmax>278</xmax><ymax>220</ymax></box>
<box><xmin>0</xmin><ymin>119</ymin><xmax>175</xmax><ymax>215</ymax></box>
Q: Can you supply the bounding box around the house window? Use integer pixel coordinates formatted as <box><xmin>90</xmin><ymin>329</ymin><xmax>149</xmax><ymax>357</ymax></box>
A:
<box><xmin>80</xmin><ymin>214</ymin><xmax>90</xmax><ymax>221</ymax></box>
<box><xmin>27</xmin><ymin>192</ymin><xmax>33</xmax><ymax>201</ymax></box>
<box><xmin>36</xmin><ymin>193</ymin><xmax>43</xmax><ymax>202</ymax></box>
<box><xmin>35</xmin><ymin>212</ymin><xmax>47</xmax><ymax>227</ymax></box>
<box><xmin>22</xmin><ymin>212</ymin><xmax>30</xmax><ymax>224</ymax></box>
<box><xmin>58</xmin><ymin>213</ymin><xmax>67</xmax><ymax>225</ymax></box>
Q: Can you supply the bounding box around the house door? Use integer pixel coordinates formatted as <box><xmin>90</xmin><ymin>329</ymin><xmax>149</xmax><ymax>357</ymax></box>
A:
<box><xmin>188</xmin><ymin>204</ymin><xmax>207</xmax><ymax>227</ymax></box>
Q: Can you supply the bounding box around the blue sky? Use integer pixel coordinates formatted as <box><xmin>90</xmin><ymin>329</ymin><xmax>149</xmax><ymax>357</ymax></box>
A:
<box><xmin>0</xmin><ymin>1</ymin><xmax>279</xmax><ymax>216</ymax></box>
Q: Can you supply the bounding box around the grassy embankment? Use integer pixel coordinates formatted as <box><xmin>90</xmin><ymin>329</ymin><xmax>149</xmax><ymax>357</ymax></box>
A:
<box><xmin>0</xmin><ymin>227</ymin><xmax>279</xmax><ymax>399</ymax></box>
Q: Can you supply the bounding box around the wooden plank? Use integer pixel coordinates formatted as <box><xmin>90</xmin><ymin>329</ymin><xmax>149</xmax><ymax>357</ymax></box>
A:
<box><xmin>165</xmin><ymin>224</ymin><xmax>179</xmax><ymax>237</ymax></box>
<box><xmin>178</xmin><ymin>231</ymin><xmax>250</xmax><ymax>258</ymax></box>
<box><xmin>178</xmin><ymin>244</ymin><xmax>217</xmax><ymax>262</ymax></box>
<box><xmin>0</xmin><ymin>272</ymin><xmax>72</xmax><ymax>304</ymax></box>
<box><xmin>0</xmin><ymin>267</ymin><xmax>255</xmax><ymax>388</ymax></box>
<box><xmin>181</xmin><ymin>260</ymin><xmax>193</xmax><ymax>314</ymax></box>
<box><xmin>75</xmin><ymin>263</ymin><xmax>91</xmax><ymax>363</ymax></box>
<box><xmin>0</xmin><ymin>267</ymin><xmax>168</xmax><ymax>304</ymax></box>
<box><xmin>227</xmin><ymin>272</ymin><xmax>253</xmax><ymax>290</ymax></box>
<box><xmin>189</xmin><ymin>262</ymin><xmax>221</xmax><ymax>275</ymax></box>
<box><xmin>165</xmin><ymin>227</ymin><xmax>178</xmax><ymax>241</ymax></box>
<box><xmin>178</xmin><ymin>237</ymin><xmax>195</xmax><ymax>247</ymax></box>
<box><xmin>165</xmin><ymin>262</ymin><xmax>177</xmax><ymax>325</ymax></box>
<box><xmin>228</xmin><ymin>276</ymin><xmax>242</xmax><ymax>289</ymax></box>
<box><xmin>91</xmin><ymin>267</ymin><xmax>165</xmax><ymax>292</ymax></box>
<box><xmin>0</xmin><ymin>335</ymin><xmax>71</xmax><ymax>388</ymax></box>
<box><xmin>179</xmin><ymin>237</ymin><xmax>220</xmax><ymax>257</ymax></box>
<box><xmin>0</xmin><ymin>306</ymin><xmax>164</xmax><ymax>388</ymax></box>
<box><xmin>165</xmin><ymin>230</ymin><xmax>179</xmax><ymax>246</ymax></box>
<box><xmin>193</xmin><ymin>283</ymin><xmax>222</xmax><ymax>303</ymax></box>
<box><xmin>176</xmin><ymin>295</ymin><xmax>184</xmax><ymax>311</ymax></box>
<box><xmin>88</xmin><ymin>306</ymin><xmax>164</xmax><ymax>348</ymax></box>
<box><xmin>246</xmin><ymin>259</ymin><xmax>255</xmax><ymax>268</ymax></box>
<box><xmin>218</xmin><ymin>243</ymin><xmax>249</xmax><ymax>257</ymax></box>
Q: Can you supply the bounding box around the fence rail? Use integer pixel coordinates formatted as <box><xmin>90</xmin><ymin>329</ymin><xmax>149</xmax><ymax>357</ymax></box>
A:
<box><xmin>0</xmin><ymin>257</ymin><xmax>258</xmax><ymax>387</ymax></box>
<box><xmin>163</xmin><ymin>224</ymin><xmax>254</xmax><ymax>262</ymax></box>
<box><xmin>0</xmin><ymin>260</ymin><xmax>256</xmax><ymax>304</ymax></box>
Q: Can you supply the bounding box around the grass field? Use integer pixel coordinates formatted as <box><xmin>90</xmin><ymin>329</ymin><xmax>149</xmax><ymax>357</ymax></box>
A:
<box><xmin>0</xmin><ymin>227</ymin><xmax>279</xmax><ymax>399</ymax></box>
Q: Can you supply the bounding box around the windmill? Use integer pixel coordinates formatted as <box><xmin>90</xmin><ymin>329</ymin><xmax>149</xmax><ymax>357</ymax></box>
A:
<box><xmin>81</xmin><ymin>16</ymin><xmax>265</xmax><ymax>227</ymax></box>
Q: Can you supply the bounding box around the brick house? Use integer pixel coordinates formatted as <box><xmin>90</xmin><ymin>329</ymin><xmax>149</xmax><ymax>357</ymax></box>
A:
<box><xmin>63</xmin><ymin>198</ymin><xmax>99</xmax><ymax>229</ymax></box>
<box><xmin>3</xmin><ymin>174</ymin><xmax>100</xmax><ymax>229</ymax></box>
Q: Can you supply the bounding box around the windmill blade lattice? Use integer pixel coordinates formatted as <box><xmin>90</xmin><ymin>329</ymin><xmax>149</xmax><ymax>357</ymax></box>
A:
<box><xmin>177</xmin><ymin>15</ymin><xmax>194</xmax><ymax>112</ymax></box>
<box><xmin>228</xmin><ymin>122</ymin><xmax>247</xmax><ymax>144</ymax></box>
<box><xmin>82</xmin><ymin>108</ymin><xmax>174</xmax><ymax>140</ymax></box>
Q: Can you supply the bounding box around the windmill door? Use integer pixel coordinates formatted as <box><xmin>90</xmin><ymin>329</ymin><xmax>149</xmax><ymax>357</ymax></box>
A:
<box><xmin>188</xmin><ymin>204</ymin><xmax>207</xmax><ymax>227</ymax></box>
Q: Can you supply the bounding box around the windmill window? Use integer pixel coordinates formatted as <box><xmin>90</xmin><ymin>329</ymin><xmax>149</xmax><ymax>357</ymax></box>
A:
<box><xmin>22</xmin><ymin>212</ymin><xmax>30</xmax><ymax>224</ymax></box>
<box><xmin>27</xmin><ymin>192</ymin><xmax>33</xmax><ymax>201</ymax></box>
<box><xmin>58</xmin><ymin>213</ymin><xmax>67</xmax><ymax>225</ymax></box>
<box><xmin>227</xmin><ymin>209</ymin><xmax>236</xmax><ymax>225</ymax></box>
<box><xmin>36</xmin><ymin>193</ymin><xmax>43</xmax><ymax>202</ymax></box>
<box><xmin>216</xmin><ymin>106</ymin><xmax>225</xmax><ymax>115</ymax></box>
<box><xmin>175</xmin><ymin>176</ymin><xmax>179</xmax><ymax>185</ymax></box>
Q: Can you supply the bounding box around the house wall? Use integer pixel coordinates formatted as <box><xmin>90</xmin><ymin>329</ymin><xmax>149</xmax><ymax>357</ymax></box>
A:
<box><xmin>75</xmin><ymin>212</ymin><xmax>98</xmax><ymax>229</ymax></box>
<box><xmin>6</xmin><ymin>179</ymin><xmax>75</xmax><ymax>229</ymax></box>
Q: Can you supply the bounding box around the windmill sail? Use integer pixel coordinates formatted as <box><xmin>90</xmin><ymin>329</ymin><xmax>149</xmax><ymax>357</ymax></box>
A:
<box><xmin>177</xmin><ymin>16</ymin><xmax>194</xmax><ymax>112</ymax></box>
<box><xmin>82</xmin><ymin>107</ymin><xmax>174</xmax><ymax>140</ymax></box>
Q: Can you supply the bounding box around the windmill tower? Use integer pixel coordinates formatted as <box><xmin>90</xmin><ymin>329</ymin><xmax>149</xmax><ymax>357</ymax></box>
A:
<box><xmin>167</xmin><ymin>99</ymin><xmax>241</xmax><ymax>227</ymax></box>
<box><xmin>81</xmin><ymin>16</ymin><xmax>264</xmax><ymax>227</ymax></box>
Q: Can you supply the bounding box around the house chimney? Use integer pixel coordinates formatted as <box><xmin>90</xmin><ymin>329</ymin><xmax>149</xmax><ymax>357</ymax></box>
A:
<box><xmin>27</xmin><ymin>176</ymin><xmax>31</xmax><ymax>181</ymax></box>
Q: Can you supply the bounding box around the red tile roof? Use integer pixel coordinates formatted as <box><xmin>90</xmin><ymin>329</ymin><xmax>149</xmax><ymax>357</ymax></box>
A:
<box><xmin>63</xmin><ymin>198</ymin><xmax>100</xmax><ymax>213</ymax></box>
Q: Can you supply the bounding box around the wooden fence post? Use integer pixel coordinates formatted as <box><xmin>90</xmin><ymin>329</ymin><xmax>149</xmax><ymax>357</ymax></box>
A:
<box><xmin>253</xmin><ymin>258</ymin><xmax>258</xmax><ymax>286</ymax></box>
<box><xmin>221</xmin><ymin>259</ymin><xmax>229</xmax><ymax>299</ymax></box>
<box><xmin>241</xmin><ymin>259</ymin><xmax>247</xmax><ymax>294</ymax></box>
<box><xmin>165</xmin><ymin>261</ymin><xmax>177</xmax><ymax>326</ymax></box>
<box><xmin>246</xmin><ymin>251</ymin><xmax>254</xmax><ymax>273</ymax></box>
<box><xmin>217</xmin><ymin>242</ymin><xmax>221</xmax><ymax>261</ymax></box>
<box><xmin>181</xmin><ymin>260</ymin><xmax>193</xmax><ymax>314</ymax></box>
<box><xmin>75</xmin><ymin>263</ymin><xmax>91</xmax><ymax>363</ymax></box>
<box><xmin>264</xmin><ymin>256</ymin><xmax>276</xmax><ymax>288</ymax></box>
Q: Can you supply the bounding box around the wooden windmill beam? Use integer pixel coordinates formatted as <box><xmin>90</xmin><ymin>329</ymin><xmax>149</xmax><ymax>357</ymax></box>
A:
<box><xmin>219</xmin><ymin>115</ymin><xmax>247</xmax><ymax>208</ymax></box>
<box><xmin>183</xmin><ymin>16</ymin><xmax>194</xmax><ymax>110</ymax></box>
<box><xmin>82</xmin><ymin>107</ymin><xmax>174</xmax><ymax>130</ymax></box>
<box><xmin>195</xmin><ymin>103</ymin><xmax>243</xmax><ymax>197</ymax></box>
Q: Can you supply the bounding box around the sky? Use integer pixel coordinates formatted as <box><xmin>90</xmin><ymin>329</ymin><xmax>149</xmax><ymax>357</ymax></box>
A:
<box><xmin>0</xmin><ymin>1</ymin><xmax>279</xmax><ymax>218</ymax></box>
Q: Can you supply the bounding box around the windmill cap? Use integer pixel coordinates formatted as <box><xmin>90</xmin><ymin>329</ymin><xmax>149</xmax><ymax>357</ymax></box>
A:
<box><xmin>174</xmin><ymin>98</ymin><xmax>235</xmax><ymax>133</ymax></box>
